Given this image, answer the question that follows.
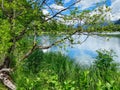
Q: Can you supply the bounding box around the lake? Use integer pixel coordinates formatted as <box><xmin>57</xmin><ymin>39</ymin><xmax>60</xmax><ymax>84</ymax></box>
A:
<box><xmin>41</xmin><ymin>32</ymin><xmax>120</xmax><ymax>66</ymax></box>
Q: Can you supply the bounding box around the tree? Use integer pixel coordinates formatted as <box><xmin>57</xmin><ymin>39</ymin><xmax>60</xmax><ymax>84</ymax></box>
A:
<box><xmin>0</xmin><ymin>0</ymin><xmax>110</xmax><ymax>89</ymax></box>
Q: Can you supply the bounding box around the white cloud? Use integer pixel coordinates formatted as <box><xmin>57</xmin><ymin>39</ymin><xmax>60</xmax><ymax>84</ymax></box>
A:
<box><xmin>76</xmin><ymin>0</ymin><xmax>104</xmax><ymax>10</ymax></box>
<box><xmin>75</xmin><ymin>52</ymin><xmax>95</xmax><ymax>66</ymax></box>
<box><xmin>111</xmin><ymin>0</ymin><xmax>120</xmax><ymax>20</ymax></box>
<box><xmin>71</xmin><ymin>34</ymin><xmax>120</xmax><ymax>64</ymax></box>
<box><xmin>42</xmin><ymin>9</ymin><xmax>49</xmax><ymax>15</ymax></box>
<box><xmin>75</xmin><ymin>0</ymin><xmax>120</xmax><ymax>21</ymax></box>
<box><xmin>111</xmin><ymin>13</ymin><xmax>120</xmax><ymax>21</ymax></box>
<box><xmin>64</xmin><ymin>0</ymin><xmax>71</xmax><ymax>3</ymax></box>
<box><xmin>50</xmin><ymin>4</ymin><xmax>65</xmax><ymax>10</ymax></box>
<box><xmin>43</xmin><ymin>0</ymin><xmax>120</xmax><ymax>21</ymax></box>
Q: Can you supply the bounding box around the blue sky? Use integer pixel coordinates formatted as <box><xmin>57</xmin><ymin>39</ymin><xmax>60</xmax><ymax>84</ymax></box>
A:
<box><xmin>42</xmin><ymin>0</ymin><xmax>120</xmax><ymax>21</ymax></box>
<box><xmin>64</xmin><ymin>0</ymin><xmax>111</xmax><ymax>9</ymax></box>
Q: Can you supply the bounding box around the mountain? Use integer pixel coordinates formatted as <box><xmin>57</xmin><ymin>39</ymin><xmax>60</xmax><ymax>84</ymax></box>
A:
<box><xmin>114</xmin><ymin>19</ymin><xmax>120</xmax><ymax>24</ymax></box>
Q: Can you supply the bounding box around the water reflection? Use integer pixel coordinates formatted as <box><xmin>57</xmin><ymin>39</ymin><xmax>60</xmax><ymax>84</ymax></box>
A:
<box><xmin>66</xmin><ymin>35</ymin><xmax>120</xmax><ymax>65</ymax></box>
<box><xmin>42</xmin><ymin>34</ymin><xmax>120</xmax><ymax>65</ymax></box>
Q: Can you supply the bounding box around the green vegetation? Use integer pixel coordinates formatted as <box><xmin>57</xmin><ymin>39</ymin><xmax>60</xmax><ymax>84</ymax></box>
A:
<box><xmin>0</xmin><ymin>83</ymin><xmax>7</xmax><ymax>90</ymax></box>
<box><xmin>5</xmin><ymin>49</ymin><xmax>119</xmax><ymax>90</ymax></box>
<box><xmin>0</xmin><ymin>0</ymin><xmax>120</xmax><ymax>89</ymax></box>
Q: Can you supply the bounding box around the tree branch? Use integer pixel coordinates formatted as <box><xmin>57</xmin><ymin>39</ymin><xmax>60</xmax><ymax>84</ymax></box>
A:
<box><xmin>45</xmin><ymin>2</ymin><xmax>54</xmax><ymax>14</ymax></box>
<box><xmin>40</xmin><ymin>0</ymin><xmax>47</xmax><ymax>7</ymax></box>
<box><xmin>21</xmin><ymin>29</ymin><xmax>81</xmax><ymax>60</ymax></box>
<box><xmin>14</xmin><ymin>28</ymin><xmax>27</xmax><ymax>41</ymax></box>
<box><xmin>70</xmin><ymin>33</ymin><xmax>89</xmax><ymax>45</ymax></box>
<box><xmin>45</xmin><ymin>0</ymin><xmax>81</xmax><ymax>22</ymax></box>
<box><xmin>37</xmin><ymin>30</ymin><xmax>89</xmax><ymax>49</ymax></box>
<box><xmin>22</xmin><ymin>44</ymin><xmax>37</xmax><ymax>60</ymax></box>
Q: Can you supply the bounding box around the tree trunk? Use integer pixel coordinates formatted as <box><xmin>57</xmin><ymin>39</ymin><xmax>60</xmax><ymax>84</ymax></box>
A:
<box><xmin>0</xmin><ymin>68</ymin><xmax>16</xmax><ymax>90</ymax></box>
<box><xmin>0</xmin><ymin>45</ymin><xmax>16</xmax><ymax>89</ymax></box>
<box><xmin>0</xmin><ymin>56</ymin><xmax>16</xmax><ymax>90</ymax></box>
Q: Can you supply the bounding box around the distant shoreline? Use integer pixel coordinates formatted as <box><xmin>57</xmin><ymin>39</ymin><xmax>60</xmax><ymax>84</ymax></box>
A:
<box><xmin>92</xmin><ymin>32</ymin><xmax>120</xmax><ymax>37</ymax></box>
<box><xmin>79</xmin><ymin>32</ymin><xmax>120</xmax><ymax>35</ymax></box>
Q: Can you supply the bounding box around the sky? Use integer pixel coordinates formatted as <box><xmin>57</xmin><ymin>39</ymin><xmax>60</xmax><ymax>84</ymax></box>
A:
<box><xmin>42</xmin><ymin>0</ymin><xmax>120</xmax><ymax>21</ymax></box>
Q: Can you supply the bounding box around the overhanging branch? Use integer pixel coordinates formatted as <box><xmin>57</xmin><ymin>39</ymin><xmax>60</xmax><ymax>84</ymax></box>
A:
<box><xmin>45</xmin><ymin>0</ymin><xmax>81</xmax><ymax>22</ymax></box>
<box><xmin>21</xmin><ymin>29</ymin><xmax>81</xmax><ymax>60</ymax></box>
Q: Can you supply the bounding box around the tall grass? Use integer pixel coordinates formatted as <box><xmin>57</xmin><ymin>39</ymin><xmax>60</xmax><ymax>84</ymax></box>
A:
<box><xmin>9</xmin><ymin>49</ymin><xmax>120</xmax><ymax>90</ymax></box>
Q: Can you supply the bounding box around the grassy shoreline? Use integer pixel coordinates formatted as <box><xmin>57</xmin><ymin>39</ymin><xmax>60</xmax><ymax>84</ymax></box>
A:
<box><xmin>9</xmin><ymin>50</ymin><xmax>120</xmax><ymax>90</ymax></box>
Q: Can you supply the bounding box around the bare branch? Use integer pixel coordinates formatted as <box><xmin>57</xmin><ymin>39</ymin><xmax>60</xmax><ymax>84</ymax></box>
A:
<box><xmin>37</xmin><ymin>30</ymin><xmax>80</xmax><ymax>49</ymax></box>
<box><xmin>38</xmin><ymin>31</ymin><xmax>89</xmax><ymax>49</ymax></box>
<box><xmin>80</xmin><ymin>34</ymin><xmax>89</xmax><ymax>44</ymax></box>
<box><xmin>22</xmin><ymin>44</ymin><xmax>37</xmax><ymax>60</ymax></box>
<box><xmin>40</xmin><ymin>0</ymin><xmax>47</xmax><ymax>7</ymax></box>
<box><xmin>45</xmin><ymin>0</ymin><xmax>81</xmax><ymax>22</ymax></box>
<box><xmin>45</xmin><ymin>2</ymin><xmax>54</xmax><ymax>14</ymax></box>
<box><xmin>70</xmin><ymin>33</ymin><xmax>89</xmax><ymax>45</ymax></box>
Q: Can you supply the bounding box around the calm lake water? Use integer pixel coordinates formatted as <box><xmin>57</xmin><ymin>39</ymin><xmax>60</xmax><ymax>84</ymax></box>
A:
<box><xmin>41</xmin><ymin>33</ymin><xmax>120</xmax><ymax>66</ymax></box>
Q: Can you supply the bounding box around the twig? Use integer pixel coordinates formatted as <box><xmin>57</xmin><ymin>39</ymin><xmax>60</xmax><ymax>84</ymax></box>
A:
<box><xmin>45</xmin><ymin>0</ymin><xmax>81</xmax><ymax>22</ymax></box>
<box><xmin>45</xmin><ymin>2</ymin><xmax>54</xmax><ymax>14</ymax></box>
<box><xmin>40</xmin><ymin>0</ymin><xmax>47</xmax><ymax>7</ymax></box>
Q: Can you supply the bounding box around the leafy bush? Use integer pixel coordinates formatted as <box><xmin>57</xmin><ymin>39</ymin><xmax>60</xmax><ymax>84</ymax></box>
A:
<box><xmin>91</xmin><ymin>50</ymin><xmax>119</xmax><ymax>90</ymax></box>
<box><xmin>94</xmin><ymin>50</ymin><xmax>118</xmax><ymax>71</ymax></box>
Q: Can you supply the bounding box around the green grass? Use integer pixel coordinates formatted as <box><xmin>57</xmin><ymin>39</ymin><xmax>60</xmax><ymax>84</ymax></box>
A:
<box><xmin>1</xmin><ymin>49</ymin><xmax>120</xmax><ymax>90</ymax></box>
<box><xmin>0</xmin><ymin>83</ymin><xmax>7</xmax><ymax>90</ymax></box>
